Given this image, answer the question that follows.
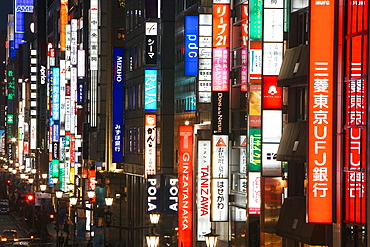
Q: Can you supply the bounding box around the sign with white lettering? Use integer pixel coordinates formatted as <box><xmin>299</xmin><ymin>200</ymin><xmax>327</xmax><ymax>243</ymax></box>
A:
<box><xmin>147</xmin><ymin>175</ymin><xmax>161</xmax><ymax>213</ymax></box>
<box><xmin>197</xmin><ymin>140</ymin><xmax>211</xmax><ymax>241</ymax></box>
<box><xmin>112</xmin><ymin>47</ymin><xmax>125</xmax><ymax>163</ymax></box>
<box><xmin>178</xmin><ymin>126</ymin><xmax>193</xmax><ymax>247</ymax></box>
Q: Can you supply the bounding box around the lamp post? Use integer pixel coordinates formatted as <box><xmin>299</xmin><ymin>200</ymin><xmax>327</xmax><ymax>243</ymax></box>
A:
<box><xmin>55</xmin><ymin>189</ymin><xmax>63</xmax><ymax>247</ymax></box>
<box><xmin>146</xmin><ymin>213</ymin><xmax>160</xmax><ymax>247</ymax></box>
<box><xmin>70</xmin><ymin>197</ymin><xmax>78</xmax><ymax>247</ymax></box>
<box><xmin>40</xmin><ymin>184</ymin><xmax>47</xmax><ymax>192</ymax></box>
<box><xmin>204</xmin><ymin>231</ymin><xmax>219</xmax><ymax>247</ymax></box>
<box><xmin>87</xmin><ymin>190</ymin><xmax>95</xmax><ymax>245</ymax></box>
<box><xmin>146</xmin><ymin>234</ymin><xmax>159</xmax><ymax>247</ymax></box>
<box><xmin>104</xmin><ymin>197</ymin><xmax>113</xmax><ymax>247</ymax></box>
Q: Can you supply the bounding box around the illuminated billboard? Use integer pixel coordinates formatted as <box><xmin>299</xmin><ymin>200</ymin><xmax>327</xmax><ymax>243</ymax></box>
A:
<box><xmin>112</xmin><ymin>47</ymin><xmax>125</xmax><ymax>163</ymax></box>
<box><xmin>52</xmin><ymin>68</ymin><xmax>60</xmax><ymax>121</ymax></box>
<box><xmin>308</xmin><ymin>0</ymin><xmax>334</xmax><ymax>223</ymax></box>
<box><xmin>184</xmin><ymin>16</ymin><xmax>199</xmax><ymax>76</ymax></box>
<box><xmin>197</xmin><ymin>140</ymin><xmax>211</xmax><ymax>241</ymax></box>
<box><xmin>145</xmin><ymin>115</ymin><xmax>156</xmax><ymax>177</ymax></box>
<box><xmin>144</xmin><ymin>69</ymin><xmax>157</xmax><ymax>111</ymax></box>
<box><xmin>178</xmin><ymin>125</ymin><xmax>193</xmax><ymax>247</ymax></box>
<box><xmin>248</xmin><ymin>172</ymin><xmax>261</xmax><ymax>215</ymax></box>
<box><xmin>60</xmin><ymin>0</ymin><xmax>68</xmax><ymax>51</ymax></box>
<box><xmin>14</xmin><ymin>0</ymin><xmax>34</xmax><ymax>48</ymax></box>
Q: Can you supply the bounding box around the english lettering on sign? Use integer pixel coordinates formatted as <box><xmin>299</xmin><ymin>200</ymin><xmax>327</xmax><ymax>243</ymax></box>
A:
<box><xmin>147</xmin><ymin>177</ymin><xmax>159</xmax><ymax>212</ymax></box>
<box><xmin>168</xmin><ymin>178</ymin><xmax>178</xmax><ymax>211</ymax></box>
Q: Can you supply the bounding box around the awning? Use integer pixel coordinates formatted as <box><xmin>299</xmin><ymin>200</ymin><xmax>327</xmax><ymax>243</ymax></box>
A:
<box><xmin>276</xmin><ymin>197</ymin><xmax>328</xmax><ymax>245</ymax></box>
<box><xmin>276</xmin><ymin>121</ymin><xmax>307</xmax><ymax>163</ymax></box>
<box><xmin>278</xmin><ymin>45</ymin><xmax>308</xmax><ymax>87</ymax></box>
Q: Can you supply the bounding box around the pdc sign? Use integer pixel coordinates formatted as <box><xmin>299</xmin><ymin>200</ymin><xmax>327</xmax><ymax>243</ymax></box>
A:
<box><xmin>184</xmin><ymin>16</ymin><xmax>199</xmax><ymax>76</ymax></box>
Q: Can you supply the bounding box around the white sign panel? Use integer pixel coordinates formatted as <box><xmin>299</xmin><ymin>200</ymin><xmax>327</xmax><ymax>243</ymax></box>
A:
<box><xmin>240</xmin><ymin>135</ymin><xmax>247</xmax><ymax>173</ymax></box>
<box><xmin>146</xmin><ymin>22</ymin><xmax>158</xmax><ymax>35</ymax></box>
<box><xmin>248</xmin><ymin>172</ymin><xmax>261</xmax><ymax>215</ymax></box>
<box><xmin>263</xmin><ymin>9</ymin><xmax>284</xmax><ymax>42</ymax></box>
<box><xmin>212</xmin><ymin>135</ymin><xmax>229</xmax><ymax>179</ymax></box>
<box><xmin>262</xmin><ymin>143</ymin><xmax>282</xmax><ymax>177</ymax></box>
<box><xmin>89</xmin><ymin>0</ymin><xmax>99</xmax><ymax>70</ymax></box>
<box><xmin>78</xmin><ymin>50</ymin><xmax>85</xmax><ymax>78</ymax></box>
<box><xmin>211</xmin><ymin>178</ymin><xmax>229</xmax><ymax>221</ymax></box>
<box><xmin>30</xmin><ymin>118</ymin><xmax>37</xmax><ymax>149</ymax></box>
<box><xmin>264</xmin><ymin>0</ymin><xmax>284</xmax><ymax>8</ymax></box>
<box><xmin>199</xmin><ymin>59</ymin><xmax>212</xmax><ymax>70</ymax></box>
<box><xmin>262</xmin><ymin>110</ymin><xmax>282</xmax><ymax>142</ymax></box>
<box><xmin>263</xmin><ymin>42</ymin><xmax>283</xmax><ymax>76</ymax></box>
<box><xmin>197</xmin><ymin>140</ymin><xmax>211</xmax><ymax>241</ymax></box>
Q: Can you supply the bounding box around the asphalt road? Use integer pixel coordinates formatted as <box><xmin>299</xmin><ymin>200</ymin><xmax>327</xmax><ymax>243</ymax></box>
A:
<box><xmin>0</xmin><ymin>212</ymin><xmax>29</xmax><ymax>246</ymax></box>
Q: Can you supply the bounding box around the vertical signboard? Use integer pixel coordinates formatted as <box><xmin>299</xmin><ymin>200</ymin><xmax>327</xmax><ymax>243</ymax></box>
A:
<box><xmin>184</xmin><ymin>16</ymin><xmax>199</xmax><ymax>76</ymax></box>
<box><xmin>112</xmin><ymin>47</ymin><xmax>124</xmax><ymax>163</ymax></box>
<box><xmin>178</xmin><ymin>126</ymin><xmax>193</xmax><ymax>247</ymax></box>
<box><xmin>212</xmin><ymin>91</ymin><xmax>229</xmax><ymax>134</ymax></box>
<box><xmin>211</xmin><ymin>135</ymin><xmax>229</xmax><ymax>221</ymax></box>
<box><xmin>52</xmin><ymin>68</ymin><xmax>60</xmax><ymax>121</ymax></box>
<box><xmin>197</xmin><ymin>140</ymin><xmax>211</xmax><ymax>241</ymax></box>
<box><xmin>14</xmin><ymin>0</ymin><xmax>34</xmax><ymax>48</ymax></box>
<box><xmin>146</xmin><ymin>22</ymin><xmax>158</xmax><ymax>64</ymax></box>
<box><xmin>144</xmin><ymin>69</ymin><xmax>157</xmax><ymax>111</ymax></box>
<box><xmin>198</xmin><ymin>14</ymin><xmax>212</xmax><ymax>103</ymax></box>
<box><xmin>145</xmin><ymin>115</ymin><xmax>156</xmax><ymax>177</ymax></box>
<box><xmin>164</xmin><ymin>176</ymin><xmax>178</xmax><ymax>215</ymax></box>
<box><xmin>343</xmin><ymin>2</ymin><xmax>368</xmax><ymax>224</ymax></box>
<box><xmin>60</xmin><ymin>0</ymin><xmax>68</xmax><ymax>51</ymax></box>
<box><xmin>248</xmin><ymin>172</ymin><xmax>261</xmax><ymax>215</ymax></box>
<box><xmin>212</xmin><ymin>3</ymin><xmax>230</xmax><ymax>91</ymax></box>
<box><xmin>147</xmin><ymin>175</ymin><xmax>161</xmax><ymax>213</ymax></box>
<box><xmin>308</xmin><ymin>0</ymin><xmax>335</xmax><ymax>223</ymax></box>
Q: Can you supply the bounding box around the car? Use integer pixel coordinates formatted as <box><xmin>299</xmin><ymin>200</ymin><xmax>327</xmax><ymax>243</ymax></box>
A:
<box><xmin>1</xmin><ymin>230</ymin><xmax>17</xmax><ymax>242</ymax></box>
<box><xmin>0</xmin><ymin>202</ymin><xmax>10</xmax><ymax>214</ymax></box>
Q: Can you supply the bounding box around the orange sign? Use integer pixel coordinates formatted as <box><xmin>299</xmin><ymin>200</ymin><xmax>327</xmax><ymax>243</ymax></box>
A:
<box><xmin>60</xmin><ymin>0</ymin><xmax>68</xmax><ymax>51</ymax></box>
<box><xmin>213</xmin><ymin>4</ymin><xmax>230</xmax><ymax>48</ymax></box>
<box><xmin>178</xmin><ymin>126</ymin><xmax>193</xmax><ymax>247</ymax></box>
<box><xmin>307</xmin><ymin>0</ymin><xmax>335</xmax><ymax>223</ymax></box>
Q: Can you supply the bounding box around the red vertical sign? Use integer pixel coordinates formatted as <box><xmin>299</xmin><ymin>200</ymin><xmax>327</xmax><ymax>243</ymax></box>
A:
<box><xmin>178</xmin><ymin>126</ymin><xmax>193</xmax><ymax>247</ymax></box>
<box><xmin>88</xmin><ymin>169</ymin><xmax>96</xmax><ymax>203</ymax></box>
<box><xmin>343</xmin><ymin>1</ymin><xmax>368</xmax><ymax>223</ymax></box>
<box><xmin>308</xmin><ymin>0</ymin><xmax>335</xmax><ymax>223</ymax></box>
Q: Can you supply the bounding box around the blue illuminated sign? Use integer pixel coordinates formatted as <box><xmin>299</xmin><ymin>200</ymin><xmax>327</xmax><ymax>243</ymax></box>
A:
<box><xmin>112</xmin><ymin>47</ymin><xmax>124</xmax><ymax>163</ymax></box>
<box><xmin>77</xmin><ymin>79</ymin><xmax>84</xmax><ymax>104</ymax></box>
<box><xmin>184</xmin><ymin>16</ymin><xmax>199</xmax><ymax>76</ymax></box>
<box><xmin>15</xmin><ymin>0</ymin><xmax>34</xmax><ymax>48</ymax></box>
<box><xmin>144</xmin><ymin>68</ymin><xmax>157</xmax><ymax>111</ymax></box>
<box><xmin>52</xmin><ymin>68</ymin><xmax>60</xmax><ymax>121</ymax></box>
<box><xmin>52</xmin><ymin>124</ymin><xmax>60</xmax><ymax>142</ymax></box>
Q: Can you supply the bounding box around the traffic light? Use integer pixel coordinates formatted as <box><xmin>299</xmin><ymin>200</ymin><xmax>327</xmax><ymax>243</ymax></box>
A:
<box><xmin>6</xmin><ymin>180</ymin><xmax>10</xmax><ymax>184</ymax></box>
<box><xmin>26</xmin><ymin>194</ymin><xmax>35</xmax><ymax>202</ymax></box>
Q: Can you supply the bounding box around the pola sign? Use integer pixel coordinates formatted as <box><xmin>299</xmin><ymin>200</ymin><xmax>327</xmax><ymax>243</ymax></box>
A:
<box><xmin>147</xmin><ymin>175</ymin><xmax>161</xmax><ymax>213</ymax></box>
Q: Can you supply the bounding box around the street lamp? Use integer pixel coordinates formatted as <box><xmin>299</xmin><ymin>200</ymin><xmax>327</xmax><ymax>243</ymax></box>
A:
<box><xmin>149</xmin><ymin>213</ymin><xmax>160</xmax><ymax>225</ymax></box>
<box><xmin>70</xmin><ymin>197</ymin><xmax>78</xmax><ymax>247</ymax></box>
<box><xmin>146</xmin><ymin>213</ymin><xmax>160</xmax><ymax>247</ymax></box>
<box><xmin>87</xmin><ymin>190</ymin><xmax>95</xmax><ymax>244</ymax></box>
<box><xmin>204</xmin><ymin>231</ymin><xmax>219</xmax><ymax>247</ymax></box>
<box><xmin>55</xmin><ymin>190</ymin><xmax>63</xmax><ymax>247</ymax></box>
<box><xmin>40</xmin><ymin>184</ymin><xmax>47</xmax><ymax>192</ymax></box>
<box><xmin>146</xmin><ymin>234</ymin><xmax>159</xmax><ymax>247</ymax></box>
<box><xmin>104</xmin><ymin>197</ymin><xmax>113</xmax><ymax>246</ymax></box>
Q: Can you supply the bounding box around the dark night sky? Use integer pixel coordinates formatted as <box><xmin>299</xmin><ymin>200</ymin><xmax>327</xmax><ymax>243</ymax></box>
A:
<box><xmin>0</xmin><ymin>0</ymin><xmax>13</xmax><ymax>31</ymax></box>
